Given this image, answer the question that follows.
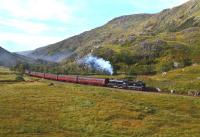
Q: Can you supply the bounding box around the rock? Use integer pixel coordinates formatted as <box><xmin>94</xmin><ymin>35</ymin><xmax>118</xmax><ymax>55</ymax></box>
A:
<box><xmin>170</xmin><ymin>90</ymin><xmax>175</xmax><ymax>94</ymax></box>
<box><xmin>188</xmin><ymin>90</ymin><xmax>200</xmax><ymax>96</ymax></box>
<box><xmin>118</xmin><ymin>38</ymin><xmax>126</xmax><ymax>45</ymax></box>
<box><xmin>48</xmin><ymin>83</ymin><xmax>55</xmax><ymax>86</ymax></box>
<box><xmin>173</xmin><ymin>62</ymin><xmax>180</xmax><ymax>68</ymax></box>
<box><xmin>155</xmin><ymin>39</ymin><xmax>167</xmax><ymax>46</ymax></box>
<box><xmin>162</xmin><ymin>72</ymin><xmax>167</xmax><ymax>76</ymax></box>
<box><xmin>194</xmin><ymin>91</ymin><xmax>200</xmax><ymax>96</ymax></box>
<box><xmin>156</xmin><ymin>88</ymin><xmax>162</xmax><ymax>92</ymax></box>
<box><xmin>127</xmin><ymin>34</ymin><xmax>136</xmax><ymax>42</ymax></box>
<box><xmin>192</xmin><ymin>63</ymin><xmax>198</xmax><ymax>66</ymax></box>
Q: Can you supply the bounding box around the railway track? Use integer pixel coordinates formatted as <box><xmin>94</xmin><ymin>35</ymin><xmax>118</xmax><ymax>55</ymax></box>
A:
<box><xmin>25</xmin><ymin>71</ymin><xmax>199</xmax><ymax>97</ymax></box>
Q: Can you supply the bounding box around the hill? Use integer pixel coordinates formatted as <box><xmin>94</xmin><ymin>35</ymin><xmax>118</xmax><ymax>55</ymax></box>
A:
<box><xmin>0</xmin><ymin>46</ymin><xmax>37</xmax><ymax>67</ymax></box>
<box><xmin>21</xmin><ymin>0</ymin><xmax>200</xmax><ymax>74</ymax></box>
<box><xmin>138</xmin><ymin>65</ymin><xmax>200</xmax><ymax>94</ymax></box>
<box><xmin>20</xmin><ymin>14</ymin><xmax>153</xmax><ymax>62</ymax></box>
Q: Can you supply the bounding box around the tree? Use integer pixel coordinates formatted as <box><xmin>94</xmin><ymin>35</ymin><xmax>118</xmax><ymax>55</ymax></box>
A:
<box><xmin>14</xmin><ymin>63</ymin><xmax>26</xmax><ymax>74</ymax></box>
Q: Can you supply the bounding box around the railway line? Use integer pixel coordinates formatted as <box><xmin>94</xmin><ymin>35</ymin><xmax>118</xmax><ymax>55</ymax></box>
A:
<box><xmin>25</xmin><ymin>71</ymin><xmax>146</xmax><ymax>91</ymax></box>
<box><xmin>25</xmin><ymin>71</ymin><xmax>200</xmax><ymax>98</ymax></box>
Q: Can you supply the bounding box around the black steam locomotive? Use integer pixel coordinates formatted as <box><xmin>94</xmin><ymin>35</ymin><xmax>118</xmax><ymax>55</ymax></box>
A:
<box><xmin>107</xmin><ymin>80</ymin><xmax>146</xmax><ymax>91</ymax></box>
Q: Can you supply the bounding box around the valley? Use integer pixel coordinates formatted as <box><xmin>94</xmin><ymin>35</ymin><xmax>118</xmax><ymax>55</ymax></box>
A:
<box><xmin>0</xmin><ymin>67</ymin><xmax>200</xmax><ymax>137</ymax></box>
<box><xmin>0</xmin><ymin>0</ymin><xmax>200</xmax><ymax>136</ymax></box>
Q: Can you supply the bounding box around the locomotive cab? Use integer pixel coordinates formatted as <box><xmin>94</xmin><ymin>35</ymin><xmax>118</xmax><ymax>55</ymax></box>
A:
<box><xmin>127</xmin><ymin>81</ymin><xmax>146</xmax><ymax>91</ymax></box>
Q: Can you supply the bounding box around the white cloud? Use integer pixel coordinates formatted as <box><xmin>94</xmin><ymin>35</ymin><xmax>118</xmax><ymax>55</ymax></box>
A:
<box><xmin>0</xmin><ymin>18</ymin><xmax>50</xmax><ymax>34</ymax></box>
<box><xmin>128</xmin><ymin>0</ymin><xmax>190</xmax><ymax>12</ymax></box>
<box><xmin>0</xmin><ymin>32</ymin><xmax>65</xmax><ymax>51</ymax></box>
<box><xmin>0</xmin><ymin>0</ymin><xmax>192</xmax><ymax>52</ymax></box>
<box><xmin>159</xmin><ymin>0</ymin><xmax>190</xmax><ymax>8</ymax></box>
<box><xmin>0</xmin><ymin>0</ymin><xmax>87</xmax><ymax>51</ymax></box>
<box><xmin>0</xmin><ymin>0</ymin><xmax>74</xmax><ymax>22</ymax></box>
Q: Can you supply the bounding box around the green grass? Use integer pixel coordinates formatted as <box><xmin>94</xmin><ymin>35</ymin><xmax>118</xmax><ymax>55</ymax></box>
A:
<box><xmin>0</xmin><ymin>67</ymin><xmax>200</xmax><ymax>137</ymax></box>
<box><xmin>0</xmin><ymin>67</ymin><xmax>16</xmax><ymax>81</ymax></box>
<box><xmin>138</xmin><ymin>65</ymin><xmax>200</xmax><ymax>94</ymax></box>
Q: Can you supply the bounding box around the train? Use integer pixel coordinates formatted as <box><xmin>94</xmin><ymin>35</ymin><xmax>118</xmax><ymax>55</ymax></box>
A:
<box><xmin>25</xmin><ymin>70</ymin><xmax>146</xmax><ymax>91</ymax></box>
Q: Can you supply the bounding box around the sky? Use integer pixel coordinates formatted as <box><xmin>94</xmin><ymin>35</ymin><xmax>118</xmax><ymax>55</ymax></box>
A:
<box><xmin>0</xmin><ymin>0</ymin><xmax>189</xmax><ymax>52</ymax></box>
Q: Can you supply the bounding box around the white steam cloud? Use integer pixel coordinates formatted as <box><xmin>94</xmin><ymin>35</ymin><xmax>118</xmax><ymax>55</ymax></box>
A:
<box><xmin>80</xmin><ymin>55</ymin><xmax>113</xmax><ymax>75</ymax></box>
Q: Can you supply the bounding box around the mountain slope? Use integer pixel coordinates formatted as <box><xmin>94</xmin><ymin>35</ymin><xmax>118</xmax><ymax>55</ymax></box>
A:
<box><xmin>24</xmin><ymin>0</ymin><xmax>200</xmax><ymax>62</ymax></box>
<box><xmin>23</xmin><ymin>14</ymin><xmax>153</xmax><ymax>62</ymax></box>
<box><xmin>0</xmin><ymin>47</ymin><xmax>37</xmax><ymax>67</ymax></box>
<box><xmin>138</xmin><ymin>64</ymin><xmax>200</xmax><ymax>94</ymax></box>
<box><xmin>21</xmin><ymin>0</ymin><xmax>200</xmax><ymax>74</ymax></box>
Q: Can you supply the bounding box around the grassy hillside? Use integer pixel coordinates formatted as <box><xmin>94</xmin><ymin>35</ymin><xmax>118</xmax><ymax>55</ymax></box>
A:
<box><xmin>22</xmin><ymin>0</ymin><xmax>200</xmax><ymax>75</ymax></box>
<box><xmin>24</xmin><ymin>14</ymin><xmax>153</xmax><ymax>62</ymax></box>
<box><xmin>24</xmin><ymin>0</ymin><xmax>200</xmax><ymax>63</ymax></box>
<box><xmin>0</xmin><ymin>67</ymin><xmax>200</xmax><ymax>137</ymax></box>
<box><xmin>138</xmin><ymin>65</ymin><xmax>200</xmax><ymax>94</ymax></box>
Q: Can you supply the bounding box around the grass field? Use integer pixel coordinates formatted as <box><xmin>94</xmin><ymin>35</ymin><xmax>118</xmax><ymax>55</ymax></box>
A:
<box><xmin>0</xmin><ymin>67</ymin><xmax>200</xmax><ymax>137</ymax></box>
<box><xmin>0</xmin><ymin>67</ymin><xmax>16</xmax><ymax>81</ymax></box>
<box><xmin>138</xmin><ymin>65</ymin><xmax>200</xmax><ymax>95</ymax></box>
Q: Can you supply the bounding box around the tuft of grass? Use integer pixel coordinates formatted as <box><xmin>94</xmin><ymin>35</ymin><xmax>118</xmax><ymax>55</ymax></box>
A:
<box><xmin>15</xmin><ymin>74</ymin><xmax>25</xmax><ymax>82</ymax></box>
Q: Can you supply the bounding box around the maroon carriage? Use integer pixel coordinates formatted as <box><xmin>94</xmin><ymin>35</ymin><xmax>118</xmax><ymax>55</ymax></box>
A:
<box><xmin>44</xmin><ymin>73</ymin><xmax>58</xmax><ymax>80</ymax></box>
<box><xmin>25</xmin><ymin>70</ymin><xmax>30</xmax><ymax>75</ymax></box>
<box><xmin>30</xmin><ymin>71</ymin><xmax>36</xmax><ymax>76</ymax></box>
<box><xmin>34</xmin><ymin>72</ymin><xmax>45</xmax><ymax>78</ymax></box>
<box><xmin>77</xmin><ymin>77</ymin><xmax>109</xmax><ymax>86</ymax></box>
<box><xmin>58</xmin><ymin>75</ymin><xmax>78</xmax><ymax>83</ymax></box>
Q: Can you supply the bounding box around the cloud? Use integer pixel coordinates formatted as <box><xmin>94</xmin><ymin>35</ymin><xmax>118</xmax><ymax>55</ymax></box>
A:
<box><xmin>159</xmin><ymin>0</ymin><xmax>190</xmax><ymax>8</ymax></box>
<box><xmin>0</xmin><ymin>0</ymin><xmax>192</xmax><ymax>52</ymax></box>
<box><xmin>0</xmin><ymin>18</ymin><xmax>50</xmax><ymax>34</ymax></box>
<box><xmin>0</xmin><ymin>0</ymin><xmax>88</xmax><ymax>51</ymax></box>
<box><xmin>0</xmin><ymin>0</ymin><xmax>75</xmax><ymax>22</ymax></box>
<box><xmin>127</xmin><ymin>0</ymin><xmax>190</xmax><ymax>12</ymax></box>
<box><xmin>0</xmin><ymin>32</ymin><xmax>65</xmax><ymax>51</ymax></box>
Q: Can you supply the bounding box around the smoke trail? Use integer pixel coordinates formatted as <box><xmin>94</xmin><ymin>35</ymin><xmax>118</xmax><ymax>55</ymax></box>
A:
<box><xmin>79</xmin><ymin>55</ymin><xmax>113</xmax><ymax>75</ymax></box>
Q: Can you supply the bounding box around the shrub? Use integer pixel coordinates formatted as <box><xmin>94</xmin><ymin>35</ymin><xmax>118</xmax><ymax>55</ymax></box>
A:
<box><xmin>15</xmin><ymin>74</ymin><xmax>25</xmax><ymax>82</ymax></box>
<box><xmin>157</xmin><ymin>60</ymin><xmax>174</xmax><ymax>72</ymax></box>
<box><xmin>128</xmin><ymin>65</ymin><xmax>156</xmax><ymax>75</ymax></box>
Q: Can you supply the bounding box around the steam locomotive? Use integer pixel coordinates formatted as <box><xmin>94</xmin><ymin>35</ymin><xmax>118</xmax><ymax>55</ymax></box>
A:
<box><xmin>25</xmin><ymin>71</ymin><xmax>146</xmax><ymax>91</ymax></box>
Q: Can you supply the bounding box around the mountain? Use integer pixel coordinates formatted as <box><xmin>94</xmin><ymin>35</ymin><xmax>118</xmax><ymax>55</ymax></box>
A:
<box><xmin>20</xmin><ymin>14</ymin><xmax>153</xmax><ymax>62</ymax></box>
<box><xmin>0</xmin><ymin>47</ymin><xmax>39</xmax><ymax>67</ymax></box>
<box><xmin>20</xmin><ymin>0</ymin><xmax>200</xmax><ymax>74</ymax></box>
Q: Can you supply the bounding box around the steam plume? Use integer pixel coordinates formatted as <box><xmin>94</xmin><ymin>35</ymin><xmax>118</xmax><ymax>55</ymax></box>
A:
<box><xmin>79</xmin><ymin>55</ymin><xmax>113</xmax><ymax>75</ymax></box>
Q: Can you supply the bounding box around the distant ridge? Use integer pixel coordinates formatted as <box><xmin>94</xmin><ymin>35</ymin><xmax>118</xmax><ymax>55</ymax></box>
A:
<box><xmin>0</xmin><ymin>46</ymin><xmax>37</xmax><ymax>67</ymax></box>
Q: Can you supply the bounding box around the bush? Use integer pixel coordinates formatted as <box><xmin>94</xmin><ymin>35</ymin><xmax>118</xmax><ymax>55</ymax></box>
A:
<box><xmin>157</xmin><ymin>60</ymin><xmax>174</xmax><ymax>72</ymax></box>
<box><xmin>128</xmin><ymin>65</ymin><xmax>156</xmax><ymax>75</ymax></box>
<box><xmin>15</xmin><ymin>74</ymin><xmax>25</xmax><ymax>82</ymax></box>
